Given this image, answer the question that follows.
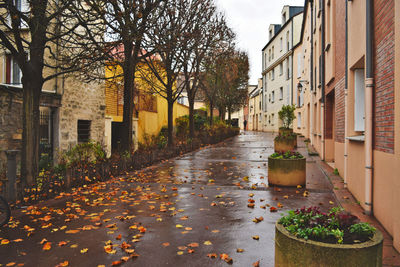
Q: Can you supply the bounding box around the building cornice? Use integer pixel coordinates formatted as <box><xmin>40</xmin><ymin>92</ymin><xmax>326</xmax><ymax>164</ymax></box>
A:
<box><xmin>262</xmin><ymin>50</ymin><xmax>293</xmax><ymax>75</ymax></box>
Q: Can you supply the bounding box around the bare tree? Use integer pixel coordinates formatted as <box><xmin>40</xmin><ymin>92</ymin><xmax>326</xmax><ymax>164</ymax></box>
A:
<box><xmin>0</xmin><ymin>0</ymin><xmax>105</xmax><ymax>187</ymax></box>
<box><xmin>139</xmin><ymin>0</ymin><xmax>205</xmax><ymax>146</ymax></box>
<box><xmin>181</xmin><ymin>6</ymin><xmax>232</xmax><ymax>138</ymax></box>
<box><xmin>216</xmin><ymin>50</ymin><xmax>249</xmax><ymax>124</ymax></box>
<box><xmin>199</xmin><ymin>39</ymin><xmax>235</xmax><ymax>125</ymax></box>
<box><xmin>81</xmin><ymin>0</ymin><xmax>165</xmax><ymax>153</ymax></box>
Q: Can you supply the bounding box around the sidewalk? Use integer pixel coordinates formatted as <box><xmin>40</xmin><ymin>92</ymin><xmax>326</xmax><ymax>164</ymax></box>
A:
<box><xmin>305</xmin><ymin>139</ymin><xmax>400</xmax><ymax>267</ymax></box>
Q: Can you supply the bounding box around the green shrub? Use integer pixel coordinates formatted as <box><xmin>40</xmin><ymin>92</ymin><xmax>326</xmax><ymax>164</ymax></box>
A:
<box><xmin>278</xmin><ymin>105</ymin><xmax>296</xmax><ymax>129</ymax></box>
<box><xmin>62</xmin><ymin>141</ymin><xmax>105</xmax><ymax>166</ymax></box>
<box><xmin>270</xmin><ymin>151</ymin><xmax>304</xmax><ymax>159</ymax></box>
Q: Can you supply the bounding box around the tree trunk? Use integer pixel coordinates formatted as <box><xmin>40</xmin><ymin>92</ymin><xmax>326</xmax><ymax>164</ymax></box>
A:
<box><xmin>167</xmin><ymin>100</ymin><xmax>174</xmax><ymax>147</ymax></box>
<box><xmin>188</xmin><ymin>98</ymin><xmax>195</xmax><ymax>139</ymax></box>
<box><xmin>121</xmin><ymin>46</ymin><xmax>135</xmax><ymax>153</ymax></box>
<box><xmin>228</xmin><ymin>108</ymin><xmax>232</xmax><ymax>125</ymax></box>
<box><xmin>209</xmin><ymin>101</ymin><xmax>214</xmax><ymax>125</ymax></box>
<box><xmin>21</xmin><ymin>80</ymin><xmax>42</xmax><ymax>187</ymax></box>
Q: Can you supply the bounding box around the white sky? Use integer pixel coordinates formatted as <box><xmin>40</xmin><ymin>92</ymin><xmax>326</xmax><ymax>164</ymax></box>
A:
<box><xmin>215</xmin><ymin>0</ymin><xmax>305</xmax><ymax>84</ymax></box>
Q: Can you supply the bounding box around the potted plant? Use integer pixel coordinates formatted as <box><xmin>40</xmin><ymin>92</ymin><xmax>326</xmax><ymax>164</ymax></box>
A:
<box><xmin>278</xmin><ymin>104</ymin><xmax>296</xmax><ymax>135</ymax></box>
<box><xmin>275</xmin><ymin>206</ymin><xmax>383</xmax><ymax>267</ymax></box>
<box><xmin>268</xmin><ymin>151</ymin><xmax>305</xmax><ymax>186</ymax></box>
<box><xmin>275</xmin><ymin>105</ymin><xmax>297</xmax><ymax>150</ymax></box>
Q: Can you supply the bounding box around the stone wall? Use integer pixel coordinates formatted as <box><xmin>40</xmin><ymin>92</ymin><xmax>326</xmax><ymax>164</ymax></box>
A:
<box><xmin>57</xmin><ymin>76</ymin><xmax>106</xmax><ymax>152</ymax></box>
<box><xmin>0</xmin><ymin>87</ymin><xmax>23</xmax><ymax>175</ymax></box>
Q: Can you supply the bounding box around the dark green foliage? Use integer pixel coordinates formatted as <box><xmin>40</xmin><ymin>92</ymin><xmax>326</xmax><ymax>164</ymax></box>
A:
<box><xmin>278</xmin><ymin>105</ymin><xmax>296</xmax><ymax>129</ymax></box>
<box><xmin>270</xmin><ymin>151</ymin><xmax>304</xmax><ymax>159</ymax></box>
<box><xmin>175</xmin><ymin>114</ymin><xmax>208</xmax><ymax>138</ymax></box>
<box><xmin>279</xmin><ymin>206</ymin><xmax>376</xmax><ymax>244</ymax></box>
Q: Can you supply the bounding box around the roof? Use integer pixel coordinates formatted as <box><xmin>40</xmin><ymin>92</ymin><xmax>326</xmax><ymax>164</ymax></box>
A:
<box><xmin>262</xmin><ymin>6</ymin><xmax>304</xmax><ymax>52</ymax></box>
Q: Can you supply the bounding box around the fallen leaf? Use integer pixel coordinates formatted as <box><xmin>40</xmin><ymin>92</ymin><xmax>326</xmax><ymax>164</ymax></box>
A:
<box><xmin>111</xmin><ymin>261</ymin><xmax>122</xmax><ymax>266</ymax></box>
<box><xmin>1</xmin><ymin>239</ymin><xmax>10</xmax><ymax>245</ymax></box>
<box><xmin>176</xmin><ymin>224</ymin><xmax>183</xmax><ymax>229</ymax></box>
<box><xmin>6</xmin><ymin>263</ymin><xmax>16</xmax><ymax>267</ymax></box>
<box><xmin>42</xmin><ymin>242</ymin><xmax>52</xmax><ymax>251</ymax></box>
<box><xmin>252</xmin><ymin>235</ymin><xmax>260</xmax><ymax>240</ymax></box>
<box><xmin>236</xmin><ymin>248</ymin><xmax>244</xmax><ymax>253</ymax></box>
<box><xmin>253</xmin><ymin>216</ymin><xmax>264</xmax><ymax>223</ymax></box>
<box><xmin>270</xmin><ymin>207</ymin><xmax>278</xmax><ymax>212</ymax></box>
<box><xmin>203</xmin><ymin>240</ymin><xmax>212</xmax><ymax>245</ymax></box>
<box><xmin>188</xmin><ymin>242</ymin><xmax>199</xmax><ymax>248</ymax></box>
<box><xmin>55</xmin><ymin>261</ymin><xmax>69</xmax><ymax>267</ymax></box>
<box><xmin>177</xmin><ymin>251</ymin><xmax>184</xmax><ymax>255</ymax></box>
<box><xmin>188</xmin><ymin>249</ymin><xmax>195</xmax><ymax>254</ymax></box>
<box><xmin>58</xmin><ymin>241</ymin><xmax>68</xmax><ymax>247</ymax></box>
<box><xmin>80</xmin><ymin>248</ymin><xmax>88</xmax><ymax>254</ymax></box>
<box><xmin>253</xmin><ymin>260</ymin><xmax>260</xmax><ymax>267</ymax></box>
<box><xmin>207</xmin><ymin>253</ymin><xmax>217</xmax><ymax>258</ymax></box>
<box><xmin>162</xmin><ymin>242</ymin><xmax>170</xmax><ymax>247</ymax></box>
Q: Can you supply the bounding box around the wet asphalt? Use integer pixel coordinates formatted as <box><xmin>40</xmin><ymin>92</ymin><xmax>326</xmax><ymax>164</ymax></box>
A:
<box><xmin>0</xmin><ymin>131</ymin><xmax>337</xmax><ymax>267</ymax></box>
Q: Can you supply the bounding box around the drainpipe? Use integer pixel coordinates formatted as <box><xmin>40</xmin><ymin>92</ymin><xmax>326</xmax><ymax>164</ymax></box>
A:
<box><xmin>310</xmin><ymin>0</ymin><xmax>314</xmax><ymax>145</ymax></box>
<box><xmin>291</xmin><ymin>19</ymin><xmax>294</xmax><ymax>106</ymax></box>
<box><xmin>321</xmin><ymin>0</ymin><xmax>326</xmax><ymax>161</ymax></box>
<box><xmin>364</xmin><ymin>0</ymin><xmax>374</xmax><ymax>216</ymax></box>
<box><xmin>344</xmin><ymin>0</ymin><xmax>349</xmax><ymax>188</ymax></box>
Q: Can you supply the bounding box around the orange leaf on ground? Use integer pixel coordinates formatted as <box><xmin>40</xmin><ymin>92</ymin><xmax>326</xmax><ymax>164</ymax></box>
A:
<box><xmin>162</xmin><ymin>242</ymin><xmax>170</xmax><ymax>247</ymax></box>
<box><xmin>42</xmin><ymin>242</ymin><xmax>52</xmax><ymax>251</ymax></box>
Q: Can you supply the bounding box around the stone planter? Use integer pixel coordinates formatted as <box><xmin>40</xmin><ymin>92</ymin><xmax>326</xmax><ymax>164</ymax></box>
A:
<box><xmin>274</xmin><ymin>138</ymin><xmax>297</xmax><ymax>153</ymax></box>
<box><xmin>268</xmin><ymin>157</ymin><xmax>306</xmax><ymax>186</ymax></box>
<box><xmin>275</xmin><ymin>222</ymin><xmax>383</xmax><ymax>267</ymax></box>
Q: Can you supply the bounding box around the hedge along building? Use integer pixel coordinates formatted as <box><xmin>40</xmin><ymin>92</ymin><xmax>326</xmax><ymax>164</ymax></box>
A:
<box><xmin>293</xmin><ymin>0</ymin><xmax>400</xmax><ymax>252</ymax></box>
<box><xmin>261</xmin><ymin>6</ymin><xmax>303</xmax><ymax>132</ymax></box>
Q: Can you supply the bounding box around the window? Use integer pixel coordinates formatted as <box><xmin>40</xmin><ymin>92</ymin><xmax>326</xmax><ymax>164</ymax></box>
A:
<box><xmin>279</xmin><ymin>87</ymin><xmax>283</xmax><ymax>100</ymax></box>
<box><xmin>282</xmin><ymin>12</ymin><xmax>286</xmax><ymax>24</ymax></box>
<box><xmin>271</xmin><ymin>113</ymin><xmax>275</xmax><ymax>125</ymax></box>
<box><xmin>354</xmin><ymin>69</ymin><xmax>365</xmax><ymax>132</ymax></box>
<box><xmin>280</xmin><ymin>37</ymin><xmax>283</xmax><ymax>51</ymax></box>
<box><xmin>297</xmin><ymin>53</ymin><xmax>302</xmax><ymax>78</ymax></box>
<box><xmin>286</xmin><ymin>31</ymin><xmax>290</xmax><ymax>51</ymax></box>
<box><xmin>4</xmin><ymin>55</ymin><xmax>22</xmax><ymax>85</ymax></box>
<box><xmin>272</xmin><ymin>46</ymin><xmax>274</xmax><ymax>60</ymax></box>
<box><xmin>272</xmin><ymin>91</ymin><xmax>275</xmax><ymax>103</ymax></box>
<box><xmin>287</xmin><ymin>58</ymin><xmax>291</xmax><ymax>80</ymax></box>
<box><xmin>279</xmin><ymin>63</ymin><xmax>283</xmax><ymax>76</ymax></box>
<box><xmin>269</xmin><ymin>29</ymin><xmax>273</xmax><ymax>40</ymax></box>
<box><xmin>297</xmin><ymin>112</ymin><xmax>302</xmax><ymax>128</ymax></box>
<box><xmin>7</xmin><ymin>0</ymin><xmax>29</xmax><ymax>28</ymax></box>
<box><xmin>77</xmin><ymin>120</ymin><xmax>91</xmax><ymax>143</ymax></box>
<box><xmin>269</xmin><ymin>49</ymin><xmax>271</xmax><ymax>61</ymax></box>
<box><xmin>271</xmin><ymin>69</ymin><xmax>275</xmax><ymax>80</ymax></box>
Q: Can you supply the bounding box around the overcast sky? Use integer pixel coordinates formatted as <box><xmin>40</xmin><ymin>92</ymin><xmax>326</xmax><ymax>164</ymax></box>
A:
<box><xmin>215</xmin><ymin>0</ymin><xmax>305</xmax><ymax>85</ymax></box>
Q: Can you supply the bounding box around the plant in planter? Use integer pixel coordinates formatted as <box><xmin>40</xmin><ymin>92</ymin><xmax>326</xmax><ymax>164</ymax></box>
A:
<box><xmin>275</xmin><ymin>105</ymin><xmax>297</xmax><ymax>151</ymax></box>
<box><xmin>278</xmin><ymin>104</ymin><xmax>296</xmax><ymax>134</ymax></box>
<box><xmin>275</xmin><ymin>206</ymin><xmax>383</xmax><ymax>267</ymax></box>
<box><xmin>268</xmin><ymin>151</ymin><xmax>306</xmax><ymax>186</ymax></box>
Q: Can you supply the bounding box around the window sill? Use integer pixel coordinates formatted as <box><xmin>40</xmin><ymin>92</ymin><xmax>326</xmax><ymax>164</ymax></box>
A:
<box><xmin>346</xmin><ymin>135</ymin><xmax>365</xmax><ymax>142</ymax></box>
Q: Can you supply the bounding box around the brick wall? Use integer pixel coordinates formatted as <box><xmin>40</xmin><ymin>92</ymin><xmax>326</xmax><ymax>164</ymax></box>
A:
<box><xmin>374</xmin><ymin>0</ymin><xmax>395</xmax><ymax>154</ymax></box>
<box><xmin>325</xmin><ymin>0</ymin><xmax>346</xmax><ymax>143</ymax></box>
<box><xmin>335</xmin><ymin>77</ymin><xmax>346</xmax><ymax>143</ymax></box>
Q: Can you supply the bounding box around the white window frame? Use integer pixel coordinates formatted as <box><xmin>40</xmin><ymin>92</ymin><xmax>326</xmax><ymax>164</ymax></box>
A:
<box><xmin>279</xmin><ymin>87</ymin><xmax>283</xmax><ymax>100</ymax></box>
<box><xmin>3</xmin><ymin>54</ymin><xmax>22</xmax><ymax>86</ymax></box>
<box><xmin>354</xmin><ymin>68</ymin><xmax>365</xmax><ymax>132</ymax></box>
<box><xmin>297</xmin><ymin>112</ymin><xmax>302</xmax><ymax>128</ymax></box>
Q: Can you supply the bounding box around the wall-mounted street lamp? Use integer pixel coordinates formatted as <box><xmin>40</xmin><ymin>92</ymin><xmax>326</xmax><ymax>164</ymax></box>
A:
<box><xmin>297</xmin><ymin>80</ymin><xmax>309</xmax><ymax>92</ymax></box>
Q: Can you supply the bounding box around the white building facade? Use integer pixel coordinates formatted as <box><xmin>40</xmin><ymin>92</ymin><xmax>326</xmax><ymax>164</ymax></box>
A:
<box><xmin>261</xmin><ymin>6</ymin><xmax>303</xmax><ymax>132</ymax></box>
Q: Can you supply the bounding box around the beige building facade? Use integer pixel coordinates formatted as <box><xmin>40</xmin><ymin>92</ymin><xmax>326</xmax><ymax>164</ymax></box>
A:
<box><xmin>262</xmin><ymin>6</ymin><xmax>303</xmax><ymax>132</ymax></box>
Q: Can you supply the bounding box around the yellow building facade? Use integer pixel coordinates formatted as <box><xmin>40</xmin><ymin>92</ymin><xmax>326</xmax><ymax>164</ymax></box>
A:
<box><xmin>104</xmin><ymin>61</ymin><xmax>188</xmax><ymax>153</ymax></box>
